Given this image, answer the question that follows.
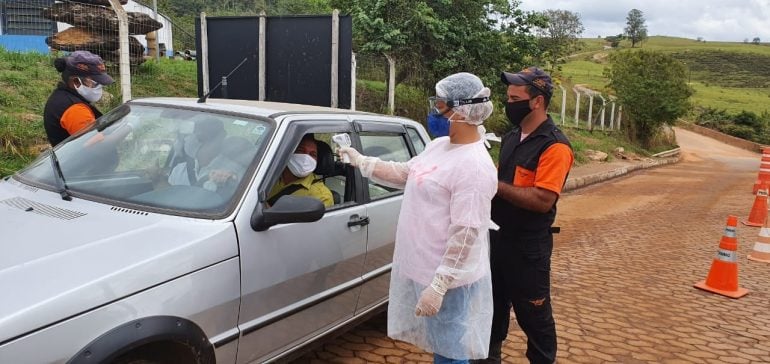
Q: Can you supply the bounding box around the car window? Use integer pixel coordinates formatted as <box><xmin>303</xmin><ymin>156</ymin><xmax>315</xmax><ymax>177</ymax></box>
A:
<box><xmin>266</xmin><ymin>131</ymin><xmax>353</xmax><ymax>209</ymax></box>
<box><xmin>407</xmin><ymin>127</ymin><xmax>426</xmax><ymax>154</ymax></box>
<box><xmin>360</xmin><ymin>132</ymin><xmax>412</xmax><ymax>199</ymax></box>
<box><xmin>17</xmin><ymin>104</ymin><xmax>271</xmax><ymax>217</ymax></box>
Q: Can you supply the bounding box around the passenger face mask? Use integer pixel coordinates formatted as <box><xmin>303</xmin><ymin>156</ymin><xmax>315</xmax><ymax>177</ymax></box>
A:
<box><xmin>75</xmin><ymin>78</ymin><xmax>103</xmax><ymax>103</ymax></box>
<box><xmin>287</xmin><ymin>153</ymin><xmax>317</xmax><ymax>178</ymax></box>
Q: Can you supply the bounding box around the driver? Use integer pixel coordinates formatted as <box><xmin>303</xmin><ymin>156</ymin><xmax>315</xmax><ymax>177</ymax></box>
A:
<box><xmin>267</xmin><ymin>134</ymin><xmax>333</xmax><ymax>207</ymax></box>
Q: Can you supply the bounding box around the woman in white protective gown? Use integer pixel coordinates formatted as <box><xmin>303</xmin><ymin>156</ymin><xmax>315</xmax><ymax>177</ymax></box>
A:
<box><xmin>339</xmin><ymin>72</ymin><xmax>498</xmax><ymax>364</ymax></box>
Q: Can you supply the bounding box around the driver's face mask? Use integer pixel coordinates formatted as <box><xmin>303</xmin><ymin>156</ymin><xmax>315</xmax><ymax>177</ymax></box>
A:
<box><xmin>287</xmin><ymin>153</ymin><xmax>317</xmax><ymax>178</ymax></box>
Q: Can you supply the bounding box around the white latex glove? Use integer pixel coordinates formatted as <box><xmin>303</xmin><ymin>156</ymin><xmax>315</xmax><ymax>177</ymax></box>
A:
<box><xmin>415</xmin><ymin>285</ymin><xmax>445</xmax><ymax>317</ymax></box>
<box><xmin>338</xmin><ymin>146</ymin><xmax>363</xmax><ymax>167</ymax></box>
<box><xmin>415</xmin><ymin>275</ymin><xmax>449</xmax><ymax>317</ymax></box>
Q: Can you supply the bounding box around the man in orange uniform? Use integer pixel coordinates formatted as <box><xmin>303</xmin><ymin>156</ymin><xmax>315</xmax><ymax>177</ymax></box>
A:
<box><xmin>476</xmin><ymin>67</ymin><xmax>573</xmax><ymax>364</ymax></box>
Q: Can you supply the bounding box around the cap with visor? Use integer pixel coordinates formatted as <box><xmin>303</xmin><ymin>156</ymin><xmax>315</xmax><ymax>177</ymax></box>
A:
<box><xmin>65</xmin><ymin>51</ymin><xmax>114</xmax><ymax>86</ymax></box>
<box><xmin>500</xmin><ymin>66</ymin><xmax>553</xmax><ymax>99</ymax></box>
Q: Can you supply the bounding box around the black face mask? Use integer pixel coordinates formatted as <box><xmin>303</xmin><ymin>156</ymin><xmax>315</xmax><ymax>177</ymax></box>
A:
<box><xmin>505</xmin><ymin>100</ymin><xmax>532</xmax><ymax>127</ymax></box>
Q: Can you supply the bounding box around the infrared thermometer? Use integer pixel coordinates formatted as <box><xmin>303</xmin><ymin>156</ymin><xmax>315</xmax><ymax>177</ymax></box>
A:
<box><xmin>332</xmin><ymin>133</ymin><xmax>352</xmax><ymax>163</ymax></box>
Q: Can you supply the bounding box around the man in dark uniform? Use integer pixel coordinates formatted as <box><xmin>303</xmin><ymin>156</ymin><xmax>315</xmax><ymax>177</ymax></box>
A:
<box><xmin>43</xmin><ymin>51</ymin><xmax>114</xmax><ymax>146</ymax></box>
<box><xmin>476</xmin><ymin>67</ymin><xmax>574</xmax><ymax>364</ymax></box>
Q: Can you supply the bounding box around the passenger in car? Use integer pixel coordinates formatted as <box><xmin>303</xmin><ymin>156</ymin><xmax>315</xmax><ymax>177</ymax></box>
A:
<box><xmin>167</xmin><ymin>119</ymin><xmax>227</xmax><ymax>188</ymax></box>
<box><xmin>267</xmin><ymin>134</ymin><xmax>334</xmax><ymax>207</ymax></box>
<box><xmin>339</xmin><ymin>73</ymin><xmax>498</xmax><ymax>364</ymax></box>
<box><xmin>201</xmin><ymin>136</ymin><xmax>258</xmax><ymax>194</ymax></box>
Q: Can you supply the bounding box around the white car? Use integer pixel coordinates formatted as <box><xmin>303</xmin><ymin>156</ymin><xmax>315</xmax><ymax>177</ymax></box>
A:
<box><xmin>0</xmin><ymin>98</ymin><xmax>430</xmax><ymax>363</ymax></box>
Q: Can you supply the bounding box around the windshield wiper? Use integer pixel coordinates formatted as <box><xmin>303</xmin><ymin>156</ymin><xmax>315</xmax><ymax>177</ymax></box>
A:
<box><xmin>48</xmin><ymin>148</ymin><xmax>72</xmax><ymax>201</ymax></box>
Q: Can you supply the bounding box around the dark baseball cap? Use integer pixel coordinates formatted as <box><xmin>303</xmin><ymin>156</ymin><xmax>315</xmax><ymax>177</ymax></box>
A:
<box><xmin>65</xmin><ymin>51</ymin><xmax>114</xmax><ymax>85</ymax></box>
<box><xmin>501</xmin><ymin>66</ymin><xmax>553</xmax><ymax>97</ymax></box>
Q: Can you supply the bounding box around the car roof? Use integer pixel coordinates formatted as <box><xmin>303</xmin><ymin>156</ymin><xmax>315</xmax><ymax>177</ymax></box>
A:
<box><xmin>133</xmin><ymin>97</ymin><xmax>371</xmax><ymax>118</ymax></box>
<box><xmin>132</xmin><ymin>97</ymin><xmax>426</xmax><ymax>131</ymax></box>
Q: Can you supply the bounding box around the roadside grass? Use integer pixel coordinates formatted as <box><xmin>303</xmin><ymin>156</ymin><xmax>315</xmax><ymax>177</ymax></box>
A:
<box><xmin>102</xmin><ymin>58</ymin><xmax>200</xmax><ymax>110</ymax></box>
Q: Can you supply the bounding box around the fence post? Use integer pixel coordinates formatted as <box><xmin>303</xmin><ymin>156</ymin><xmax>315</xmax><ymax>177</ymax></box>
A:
<box><xmin>559</xmin><ymin>85</ymin><xmax>566</xmax><ymax>125</ymax></box>
<box><xmin>350</xmin><ymin>53</ymin><xmax>357</xmax><ymax>111</ymax></box>
<box><xmin>386</xmin><ymin>54</ymin><xmax>395</xmax><ymax>115</ymax></box>
<box><xmin>610</xmin><ymin>100</ymin><xmax>616</xmax><ymax>129</ymax></box>
<box><xmin>599</xmin><ymin>94</ymin><xmax>606</xmax><ymax>130</ymax></box>
<box><xmin>574</xmin><ymin>89</ymin><xmax>580</xmax><ymax>126</ymax></box>
<box><xmin>330</xmin><ymin>9</ymin><xmax>339</xmax><ymax>108</ymax></box>
<box><xmin>200</xmin><ymin>12</ymin><xmax>210</xmax><ymax>97</ymax></box>
<box><xmin>587</xmin><ymin>93</ymin><xmax>594</xmax><ymax>130</ymax></box>
<box><xmin>258</xmin><ymin>11</ymin><xmax>266</xmax><ymax>101</ymax></box>
<box><xmin>153</xmin><ymin>0</ymin><xmax>160</xmax><ymax>61</ymax></box>
<box><xmin>108</xmin><ymin>0</ymin><xmax>131</xmax><ymax>103</ymax></box>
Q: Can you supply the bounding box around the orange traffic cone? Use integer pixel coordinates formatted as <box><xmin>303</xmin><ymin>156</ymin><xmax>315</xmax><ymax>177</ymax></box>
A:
<box><xmin>753</xmin><ymin>147</ymin><xmax>770</xmax><ymax>194</ymax></box>
<box><xmin>748</xmin><ymin>207</ymin><xmax>770</xmax><ymax>263</ymax></box>
<box><xmin>694</xmin><ymin>216</ymin><xmax>749</xmax><ymax>298</ymax></box>
<box><xmin>743</xmin><ymin>183</ymin><xmax>768</xmax><ymax>227</ymax></box>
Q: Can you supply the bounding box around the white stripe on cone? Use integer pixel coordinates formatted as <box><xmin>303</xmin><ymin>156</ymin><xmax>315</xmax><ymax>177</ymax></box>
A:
<box><xmin>751</xmin><ymin>242</ymin><xmax>770</xmax><ymax>253</ymax></box>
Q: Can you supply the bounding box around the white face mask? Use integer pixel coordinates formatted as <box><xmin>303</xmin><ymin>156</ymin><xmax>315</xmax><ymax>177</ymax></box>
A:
<box><xmin>287</xmin><ymin>153</ymin><xmax>317</xmax><ymax>178</ymax></box>
<box><xmin>75</xmin><ymin>81</ymin><xmax>103</xmax><ymax>103</ymax></box>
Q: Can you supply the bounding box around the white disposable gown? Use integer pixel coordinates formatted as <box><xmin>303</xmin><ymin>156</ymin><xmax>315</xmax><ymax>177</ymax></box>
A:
<box><xmin>358</xmin><ymin>136</ymin><xmax>498</xmax><ymax>360</ymax></box>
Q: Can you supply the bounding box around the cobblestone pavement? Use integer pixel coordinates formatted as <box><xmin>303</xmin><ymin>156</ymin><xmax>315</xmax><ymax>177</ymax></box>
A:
<box><xmin>294</xmin><ymin>129</ymin><xmax>770</xmax><ymax>363</ymax></box>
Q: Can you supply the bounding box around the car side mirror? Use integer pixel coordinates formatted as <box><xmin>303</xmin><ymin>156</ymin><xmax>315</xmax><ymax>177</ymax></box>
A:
<box><xmin>251</xmin><ymin>195</ymin><xmax>325</xmax><ymax>231</ymax></box>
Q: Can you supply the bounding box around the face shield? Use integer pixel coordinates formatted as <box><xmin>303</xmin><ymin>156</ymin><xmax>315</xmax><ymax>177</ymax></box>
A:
<box><xmin>428</xmin><ymin>96</ymin><xmax>491</xmax><ymax>114</ymax></box>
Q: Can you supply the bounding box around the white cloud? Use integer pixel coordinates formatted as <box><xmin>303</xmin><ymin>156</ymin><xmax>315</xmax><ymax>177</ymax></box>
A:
<box><xmin>518</xmin><ymin>0</ymin><xmax>770</xmax><ymax>42</ymax></box>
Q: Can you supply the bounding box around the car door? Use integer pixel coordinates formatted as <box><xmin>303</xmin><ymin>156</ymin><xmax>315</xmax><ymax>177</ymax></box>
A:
<box><xmin>352</xmin><ymin>119</ymin><xmax>421</xmax><ymax>314</ymax></box>
<box><xmin>234</xmin><ymin>117</ymin><xmax>368</xmax><ymax>363</ymax></box>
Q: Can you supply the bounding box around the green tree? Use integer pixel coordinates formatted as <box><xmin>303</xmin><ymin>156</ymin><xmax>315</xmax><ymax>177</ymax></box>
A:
<box><xmin>605</xmin><ymin>50</ymin><xmax>692</xmax><ymax>147</ymax></box>
<box><xmin>535</xmin><ymin>9</ymin><xmax>584</xmax><ymax>71</ymax></box>
<box><xmin>753</xmin><ymin>37</ymin><xmax>761</xmax><ymax>45</ymax></box>
<box><xmin>331</xmin><ymin>0</ymin><xmax>544</xmax><ymax>88</ymax></box>
<box><xmin>624</xmin><ymin>9</ymin><xmax>647</xmax><ymax>48</ymax></box>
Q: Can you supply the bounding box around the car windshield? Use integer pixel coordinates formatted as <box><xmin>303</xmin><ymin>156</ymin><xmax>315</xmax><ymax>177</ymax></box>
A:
<box><xmin>16</xmin><ymin>104</ymin><xmax>271</xmax><ymax>217</ymax></box>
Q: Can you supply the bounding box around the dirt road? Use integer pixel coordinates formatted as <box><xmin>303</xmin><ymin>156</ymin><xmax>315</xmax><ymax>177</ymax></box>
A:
<box><xmin>297</xmin><ymin>127</ymin><xmax>770</xmax><ymax>363</ymax></box>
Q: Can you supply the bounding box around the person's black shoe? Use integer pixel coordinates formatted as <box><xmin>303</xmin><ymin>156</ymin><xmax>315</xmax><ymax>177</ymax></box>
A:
<box><xmin>470</xmin><ymin>340</ymin><xmax>503</xmax><ymax>364</ymax></box>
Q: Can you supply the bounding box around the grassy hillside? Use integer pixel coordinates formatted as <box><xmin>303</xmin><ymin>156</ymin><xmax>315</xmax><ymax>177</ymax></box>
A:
<box><xmin>560</xmin><ymin>36</ymin><xmax>770</xmax><ymax>115</ymax></box>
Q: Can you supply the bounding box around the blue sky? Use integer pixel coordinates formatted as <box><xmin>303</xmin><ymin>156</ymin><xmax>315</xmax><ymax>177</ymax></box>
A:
<box><xmin>518</xmin><ymin>0</ymin><xmax>770</xmax><ymax>42</ymax></box>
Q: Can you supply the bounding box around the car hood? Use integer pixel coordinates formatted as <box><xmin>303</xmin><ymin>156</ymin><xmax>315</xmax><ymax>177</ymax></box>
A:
<box><xmin>0</xmin><ymin>178</ymin><xmax>239</xmax><ymax>344</ymax></box>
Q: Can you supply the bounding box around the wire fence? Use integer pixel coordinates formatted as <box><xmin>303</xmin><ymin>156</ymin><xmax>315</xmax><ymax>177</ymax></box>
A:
<box><xmin>0</xmin><ymin>0</ymin><xmax>198</xmax><ymax>109</ymax></box>
<box><xmin>548</xmin><ymin>85</ymin><xmax>623</xmax><ymax>132</ymax></box>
